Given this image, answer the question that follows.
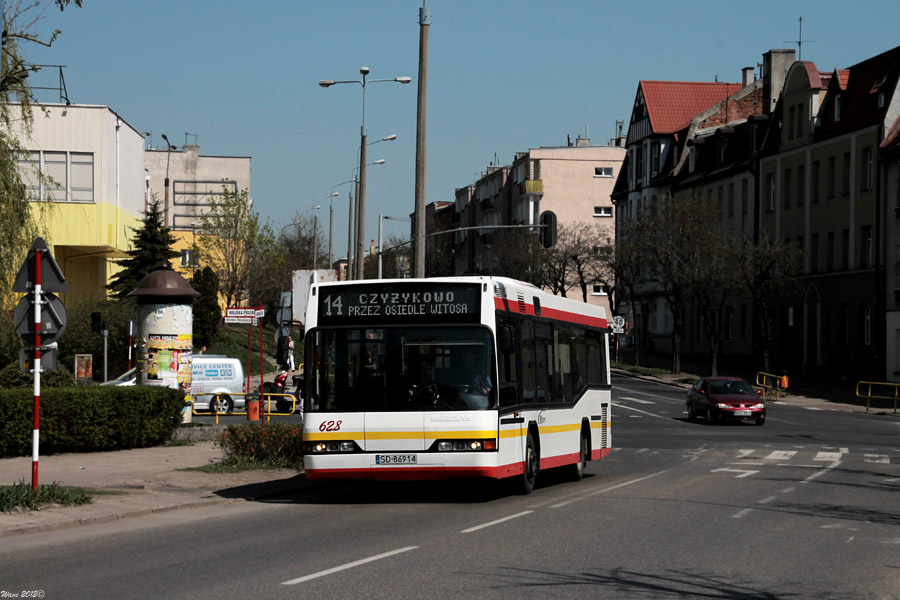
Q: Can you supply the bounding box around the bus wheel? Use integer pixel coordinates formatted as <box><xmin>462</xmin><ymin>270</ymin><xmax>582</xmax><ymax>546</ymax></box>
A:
<box><xmin>519</xmin><ymin>432</ymin><xmax>538</xmax><ymax>495</ymax></box>
<box><xmin>569</xmin><ymin>433</ymin><xmax>588</xmax><ymax>482</ymax></box>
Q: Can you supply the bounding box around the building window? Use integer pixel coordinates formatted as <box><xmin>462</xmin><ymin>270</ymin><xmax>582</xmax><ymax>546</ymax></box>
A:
<box><xmin>689</xmin><ymin>147</ymin><xmax>696</xmax><ymax>173</ymax></box>
<box><xmin>860</xmin><ymin>225</ymin><xmax>873</xmax><ymax>268</ymax></box>
<box><xmin>651</xmin><ymin>142</ymin><xmax>660</xmax><ymax>175</ymax></box>
<box><xmin>591</xmin><ymin>284</ymin><xmax>607</xmax><ymax>296</ymax></box>
<box><xmin>842</xmin><ymin>152</ymin><xmax>851</xmax><ymax>196</ymax></box>
<box><xmin>19</xmin><ymin>150</ymin><xmax>95</xmax><ymax>203</ymax></box>
<box><xmin>810</xmin><ymin>233</ymin><xmax>818</xmax><ymax>274</ymax></box>
<box><xmin>788</xmin><ymin>106</ymin><xmax>796</xmax><ymax>139</ymax></box>
<box><xmin>862</xmin><ymin>147</ymin><xmax>874</xmax><ymax>190</ymax></box>
<box><xmin>834</xmin><ymin>94</ymin><xmax>841</xmax><ymax>122</ymax></box>
<box><xmin>827</xmin><ymin>231</ymin><xmax>835</xmax><ymax>272</ymax></box>
<box><xmin>797</xmin><ymin>165</ymin><xmax>805</xmax><ymax>206</ymax></box>
<box><xmin>827</xmin><ymin>156</ymin><xmax>836</xmax><ymax>198</ymax></box>
<box><xmin>594</xmin><ymin>166</ymin><xmax>613</xmax><ymax>178</ymax></box>
<box><xmin>593</xmin><ymin>206</ymin><xmax>613</xmax><ymax>217</ymax></box>
<box><xmin>783</xmin><ymin>168</ymin><xmax>792</xmax><ymax>208</ymax></box>
<box><xmin>766</xmin><ymin>173</ymin><xmax>776</xmax><ymax>211</ymax></box>
<box><xmin>180</xmin><ymin>248</ymin><xmax>198</xmax><ymax>268</ymax></box>
<box><xmin>728</xmin><ymin>183</ymin><xmax>735</xmax><ymax>217</ymax></box>
<box><xmin>811</xmin><ymin>160</ymin><xmax>820</xmax><ymax>203</ymax></box>
<box><xmin>842</xmin><ymin>229</ymin><xmax>850</xmax><ymax>270</ymax></box>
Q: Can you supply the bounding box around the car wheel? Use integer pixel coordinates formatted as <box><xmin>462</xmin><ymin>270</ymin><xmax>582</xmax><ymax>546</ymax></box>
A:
<box><xmin>755</xmin><ymin>414</ymin><xmax>765</xmax><ymax>426</ymax></box>
<box><xmin>213</xmin><ymin>395</ymin><xmax>233</xmax><ymax>414</ymax></box>
<box><xmin>568</xmin><ymin>433</ymin><xmax>588</xmax><ymax>482</ymax></box>
<box><xmin>518</xmin><ymin>431</ymin><xmax>539</xmax><ymax>495</ymax></box>
<box><xmin>707</xmin><ymin>408</ymin><xmax>716</xmax><ymax>424</ymax></box>
<box><xmin>687</xmin><ymin>403</ymin><xmax>696</xmax><ymax>421</ymax></box>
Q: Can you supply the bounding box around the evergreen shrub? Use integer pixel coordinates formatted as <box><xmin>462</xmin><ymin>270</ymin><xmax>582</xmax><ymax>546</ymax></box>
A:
<box><xmin>0</xmin><ymin>386</ymin><xmax>184</xmax><ymax>457</ymax></box>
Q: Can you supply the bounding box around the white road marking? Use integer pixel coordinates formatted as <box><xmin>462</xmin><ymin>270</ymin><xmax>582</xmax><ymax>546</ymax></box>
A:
<box><xmin>281</xmin><ymin>546</ymin><xmax>419</xmax><ymax>585</ymax></box>
<box><xmin>781</xmin><ymin>486</ymin><xmax>796</xmax><ymax>493</ymax></box>
<box><xmin>612</xmin><ymin>403</ymin><xmax>674</xmax><ymax>421</ymax></box>
<box><xmin>732</xmin><ymin>508</ymin><xmax>753</xmax><ymax>519</ymax></box>
<box><xmin>801</xmin><ymin>460</ymin><xmax>842</xmax><ymax>483</ymax></box>
<box><xmin>765</xmin><ymin>450</ymin><xmax>797</xmax><ymax>461</ymax></box>
<box><xmin>758</xmin><ymin>496</ymin><xmax>777</xmax><ymax>504</ymax></box>
<box><xmin>864</xmin><ymin>454</ymin><xmax>889</xmax><ymax>464</ymax></box>
<box><xmin>735</xmin><ymin>449</ymin><xmax>755</xmax><ymax>459</ymax></box>
<box><xmin>712</xmin><ymin>468</ymin><xmax>759</xmax><ymax>478</ymax></box>
<box><xmin>620</xmin><ymin>396</ymin><xmax>655</xmax><ymax>404</ymax></box>
<box><xmin>460</xmin><ymin>511</ymin><xmax>533</xmax><ymax>533</ymax></box>
<box><xmin>551</xmin><ymin>470</ymin><xmax>672</xmax><ymax>508</ymax></box>
<box><xmin>814</xmin><ymin>452</ymin><xmax>843</xmax><ymax>461</ymax></box>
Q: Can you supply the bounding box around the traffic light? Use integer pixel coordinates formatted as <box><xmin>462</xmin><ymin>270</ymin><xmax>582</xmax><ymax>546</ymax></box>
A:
<box><xmin>539</xmin><ymin>211</ymin><xmax>557</xmax><ymax>248</ymax></box>
<box><xmin>276</xmin><ymin>335</ymin><xmax>290</xmax><ymax>366</ymax></box>
<box><xmin>90</xmin><ymin>312</ymin><xmax>102</xmax><ymax>333</ymax></box>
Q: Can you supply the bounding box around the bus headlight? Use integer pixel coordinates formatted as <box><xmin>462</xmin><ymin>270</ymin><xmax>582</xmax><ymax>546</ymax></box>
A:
<box><xmin>305</xmin><ymin>441</ymin><xmax>359</xmax><ymax>454</ymax></box>
<box><xmin>435</xmin><ymin>439</ymin><xmax>497</xmax><ymax>452</ymax></box>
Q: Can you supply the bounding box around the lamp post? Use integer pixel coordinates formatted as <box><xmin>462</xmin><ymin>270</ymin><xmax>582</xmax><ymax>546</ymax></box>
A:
<box><xmin>349</xmin><ymin>159</ymin><xmax>386</xmax><ymax>278</ymax></box>
<box><xmin>320</xmin><ymin>68</ymin><xmax>410</xmax><ymax>280</ymax></box>
<box><xmin>310</xmin><ymin>205</ymin><xmax>322</xmax><ymax>269</ymax></box>
<box><xmin>161</xmin><ymin>133</ymin><xmax>176</xmax><ymax>228</ymax></box>
<box><xmin>378</xmin><ymin>214</ymin><xmax>411</xmax><ymax>279</ymax></box>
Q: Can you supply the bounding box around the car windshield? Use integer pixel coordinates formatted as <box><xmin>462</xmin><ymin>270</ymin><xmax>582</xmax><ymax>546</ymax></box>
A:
<box><xmin>307</xmin><ymin>326</ymin><xmax>496</xmax><ymax>412</ymax></box>
<box><xmin>709</xmin><ymin>380</ymin><xmax>754</xmax><ymax>395</ymax></box>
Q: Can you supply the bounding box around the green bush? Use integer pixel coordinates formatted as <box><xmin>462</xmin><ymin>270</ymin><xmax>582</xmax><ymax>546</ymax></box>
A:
<box><xmin>217</xmin><ymin>423</ymin><xmax>303</xmax><ymax>470</ymax></box>
<box><xmin>0</xmin><ymin>385</ymin><xmax>184</xmax><ymax>457</ymax></box>
<box><xmin>0</xmin><ymin>361</ymin><xmax>75</xmax><ymax>389</ymax></box>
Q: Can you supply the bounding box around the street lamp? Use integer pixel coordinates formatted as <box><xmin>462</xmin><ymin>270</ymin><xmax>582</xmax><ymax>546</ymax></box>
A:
<box><xmin>310</xmin><ymin>205</ymin><xmax>322</xmax><ymax>269</ymax></box>
<box><xmin>378</xmin><ymin>214</ymin><xmax>411</xmax><ymax>279</ymax></box>
<box><xmin>161</xmin><ymin>133</ymin><xmax>177</xmax><ymax>227</ymax></box>
<box><xmin>320</xmin><ymin>67</ymin><xmax>411</xmax><ymax>279</ymax></box>
<box><xmin>349</xmin><ymin>159</ymin><xmax>386</xmax><ymax>278</ymax></box>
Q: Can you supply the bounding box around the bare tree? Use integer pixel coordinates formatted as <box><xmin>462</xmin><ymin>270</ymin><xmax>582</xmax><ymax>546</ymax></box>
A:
<box><xmin>608</xmin><ymin>217</ymin><xmax>648</xmax><ymax>366</ymax></box>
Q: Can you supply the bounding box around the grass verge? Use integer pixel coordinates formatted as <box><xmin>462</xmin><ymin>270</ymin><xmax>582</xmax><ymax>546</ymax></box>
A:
<box><xmin>0</xmin><ymin>480</ymin><xmax>92</xmax><ymax>513</ymax></box>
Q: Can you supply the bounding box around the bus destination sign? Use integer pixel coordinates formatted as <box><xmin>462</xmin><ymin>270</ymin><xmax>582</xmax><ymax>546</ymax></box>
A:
<box><xmin>316</xmin><ymin>282</ymin><xmax>482</xmax><ymax>326</ymax></box>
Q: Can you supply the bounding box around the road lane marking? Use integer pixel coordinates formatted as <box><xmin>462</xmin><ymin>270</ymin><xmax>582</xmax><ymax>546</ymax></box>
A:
<box><xmin>281</xmin><ymin>546</ymin><xmax>419</xmax><ymax>585</ymax></box>
<box><xmin>801</xmin><ymin>460</ymin><xmax>841</xmax><ymax>483</ymax></box>
<box><xmin>735</xmin><ymin>449</ymin><xmax>755</xmax><ymax>459</ymax></box>
<box><xmin>712</xmin><ymin>468</ymin><xmax>759</xmax><ymax>478</ymax></box>
<box><xmin>619</xmin><ymin>396</ymin><xmax>655</xmax><ymax>404</ymax></box>
<box><xmin>732</xmin><ymin>508</ymin><xmax>753</xmax><ymax>519</ymax></box>
<box><xmin>864</xmin><ymin>454</ymin><xmax>889</xmax><ymax>464</ymax></box>
<box><xmin>550</xmin><ymin>470</ymin><xmax>672</xmax><ymax>508</ymax></box>
<box><xmin>612</xmin><ymin>403</ymin><xmax>675</xmax><ymax>421</ymax></box>
<box><xmin>758</xmin><ymin>496</ymin><xmax>777</xmax><ymax>504</ymax></box>
<box><xmin>765</xmin><ymin>451</ymin><xmax>797</xmax><ymax>460</ymax></box>
<box><xmin>460</xmin><ymin>511</ymin><xmax>533</xmax><ymax>533</ymax></box>
<box><xmin>814</xmin><ymin>452</ymin><xmax>843</xmax><ymax>461</ymax></box>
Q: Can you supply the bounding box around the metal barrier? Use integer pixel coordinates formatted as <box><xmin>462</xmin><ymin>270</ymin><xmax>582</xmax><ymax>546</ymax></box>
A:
<box><xmin>855</xmin><ymin>381</ymin><xmax>900</xmax><ymax>414</ymax></box>
<box><xmin>756</xmin><ymin>371</ymin><xmax>788</xmax><ymax>402</ymax></box>
<box><xmin>191</xmin><ymin>391</ymin><xmax>302</xmax><ymax>424</ymax></box>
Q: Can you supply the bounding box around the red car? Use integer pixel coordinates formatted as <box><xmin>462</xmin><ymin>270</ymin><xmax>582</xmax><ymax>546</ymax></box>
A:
<box><xmin>686</xmin><ymin>377</ymin><xmax>766</xmax><ymax>426</ymax></box>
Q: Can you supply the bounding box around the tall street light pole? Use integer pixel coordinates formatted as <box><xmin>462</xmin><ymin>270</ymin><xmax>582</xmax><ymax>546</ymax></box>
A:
<box><xmin>348</xmin><ymin>158</ymin><xmax>386</xmax><ymax>278</ymax></box>
<box><xmin>320</xmin><ymin>68</ymin><xmax>410</xmax><ymax>280</ymax></box>
<box><xmin>161</xmin><ymin>133</ymin><xmax>176</xmax><ymax>228</ymax></box>
<box><xmin>413</xmin><ymin>1</ymin><xmax>431</xmax><ymax>278</ymax></box>
<box><xmin>311</xmin><ymin>205</ymin><xmax>322</xmax><ymax>270</ymax></box>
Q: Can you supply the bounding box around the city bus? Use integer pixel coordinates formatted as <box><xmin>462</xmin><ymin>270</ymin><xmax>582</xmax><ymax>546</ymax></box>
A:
<box><xmin>300</xmin><ymin>276</ymin><xmax>611</xmax><ymax>493</ymax></box>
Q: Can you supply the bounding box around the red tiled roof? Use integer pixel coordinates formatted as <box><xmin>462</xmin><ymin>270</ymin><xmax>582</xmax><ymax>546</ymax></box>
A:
<box><xmin>641</xmin><ymin>81</ymin><xmax>743</xmax><ymax>134</ymax></box>
<box><xmin>836</xmin><ymin>69</ymin><xmax>850</xmax><ymax>90</ymax></box>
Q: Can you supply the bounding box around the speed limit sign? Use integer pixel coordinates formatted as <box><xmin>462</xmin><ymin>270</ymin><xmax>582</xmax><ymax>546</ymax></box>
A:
<box><xmin>612</xmin><ymin>315</ymin><xmax>625</xmax><ymax>334</ymax></box>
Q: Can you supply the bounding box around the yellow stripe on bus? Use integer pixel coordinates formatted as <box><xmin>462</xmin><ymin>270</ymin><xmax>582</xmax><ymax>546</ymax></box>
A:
<box><xmin>538</xmin><ymin>423</ymin><xmax>582</xmax><ymax>435</ymax></box>
<box><xmin>306</xmin><ymin>430</ymin><xmax>500</xmax><ymax>441</ymax></box>
<box><xmin>590</xmin><ymin>421</ymin><xmax>610</xmax><ymax>429</ymax></box>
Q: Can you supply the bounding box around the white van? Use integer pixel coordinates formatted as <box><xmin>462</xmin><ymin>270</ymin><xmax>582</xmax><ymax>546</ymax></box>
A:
<box><xmin>192</xmin><ymin>356</ymin><xmax>245</xmax><ymax>413</ymax></box>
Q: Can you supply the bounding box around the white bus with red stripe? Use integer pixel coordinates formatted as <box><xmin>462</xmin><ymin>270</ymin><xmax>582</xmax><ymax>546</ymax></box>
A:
<box><xmin>301</xmin><ymin>276</ymin><xmax>611</xmax><ymax>493</ymax></box>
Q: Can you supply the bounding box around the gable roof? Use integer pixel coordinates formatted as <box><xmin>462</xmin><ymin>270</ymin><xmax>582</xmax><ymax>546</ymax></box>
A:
<box><xmin>641</xmin><ymin>81</ymin><xmax>743</xmax><ymax>134</ymax></box>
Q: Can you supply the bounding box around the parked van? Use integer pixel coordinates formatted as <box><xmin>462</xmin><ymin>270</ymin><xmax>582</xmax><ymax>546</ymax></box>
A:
<box><xmin>192</xmin><ymin>356</ymin><xmax>245</xmax><ymax>413</ymax></box>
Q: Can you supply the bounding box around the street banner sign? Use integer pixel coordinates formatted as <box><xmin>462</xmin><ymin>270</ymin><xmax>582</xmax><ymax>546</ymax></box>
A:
<box><xmin>224</xmin><ymin>316</ymin><xmax>258</xmax><ymax>324</ymax></box>
<box><xmin>12</xmin><ymin>237</ymin><xmax>69</xmax><ymax>293</ymax></box>
<box><xmin>226</xmin><ymin>307</ymin><xmax>257</xmax><ymax>318</ymax></box>
<box><xmin>13</xmin><ymin>292</ymin><xmax>67</xmax><ymax>344</ymax></box>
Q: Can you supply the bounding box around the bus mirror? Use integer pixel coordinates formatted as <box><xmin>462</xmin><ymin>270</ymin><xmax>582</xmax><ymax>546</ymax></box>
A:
<box><xmin>499</xmin><ymin>325</ymin><xmax>514</xmax><ymax>354</ymax></box>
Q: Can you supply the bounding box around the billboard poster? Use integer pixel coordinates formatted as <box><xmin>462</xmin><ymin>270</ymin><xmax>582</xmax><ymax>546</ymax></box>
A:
<box><xmin>137</xmin><ymin>304</ymin><xmax>193</xmax><ymax>393</ymax></box>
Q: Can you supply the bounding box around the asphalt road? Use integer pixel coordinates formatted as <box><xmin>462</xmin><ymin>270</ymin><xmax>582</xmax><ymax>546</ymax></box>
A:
<box><xmin>2</xmin><ymin>374</ymin><xmax>898</xmax><ymax>599</ymax></box>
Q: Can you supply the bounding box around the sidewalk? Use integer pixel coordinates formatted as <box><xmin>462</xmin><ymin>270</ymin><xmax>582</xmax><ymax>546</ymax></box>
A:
<box><xmin>0</xmin><ymin>438</ymin><xmax>304</xmax><ymax>538</ymax></box>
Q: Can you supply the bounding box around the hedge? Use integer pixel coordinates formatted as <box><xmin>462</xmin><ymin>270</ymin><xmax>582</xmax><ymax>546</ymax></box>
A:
<box><xmin>0</xmin><ymin>386</ymin><xmax>185</xmax><ymax>457</ymax></box>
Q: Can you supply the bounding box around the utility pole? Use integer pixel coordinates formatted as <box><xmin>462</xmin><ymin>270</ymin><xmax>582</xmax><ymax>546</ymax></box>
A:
<box><xmin>413</xmin><ymin>1</ymin><xmax>430</xmax><ymax>278</ymax></box>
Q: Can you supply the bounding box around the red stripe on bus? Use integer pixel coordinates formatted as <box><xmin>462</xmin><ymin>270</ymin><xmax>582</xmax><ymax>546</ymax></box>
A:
<box><xmin>591</xmin><ymin>448</ymin><xmax>612</xmax><ymax>461</ymax></box>
<box><xmin>493</xmin><ymin>297</ymin><xmax>607</xmax><ymax>329</ymax></box>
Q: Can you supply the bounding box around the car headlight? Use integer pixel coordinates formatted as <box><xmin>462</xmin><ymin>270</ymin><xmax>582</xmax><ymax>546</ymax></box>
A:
<box><xmin>752</xmin><ymin>403</ymin><xmax>765</xmax><ymax>409</ymax></box>
<box><xmin>716</xmin><ymin>403</ymin><xmax>731</xmax><ymax>409</ymax></box>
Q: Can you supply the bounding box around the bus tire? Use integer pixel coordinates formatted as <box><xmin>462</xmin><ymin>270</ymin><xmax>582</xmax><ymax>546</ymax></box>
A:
<box><xmin>518</xmin><ymin>431</ymin><xmax>538</xmax><ymax>495</ymax></box>
<box><xmin>568</xmin><ymin>432</ymin><xmax>588</xmax><ymax>482</ymax></box>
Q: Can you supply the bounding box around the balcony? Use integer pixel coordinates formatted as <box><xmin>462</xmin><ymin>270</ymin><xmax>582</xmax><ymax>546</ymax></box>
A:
<box><xmin>522</xmin><ymin>179</ymin><xmax>543</xmax><ymax>195</ymax></box>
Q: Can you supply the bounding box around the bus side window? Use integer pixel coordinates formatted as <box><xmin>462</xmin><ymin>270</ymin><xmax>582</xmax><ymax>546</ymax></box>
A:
<box><xmin>498</xmin><ymin>318</ymin><xmax>521</xmax><ymax>407</ymax></box>
<box><xmin>535</xmin><ymin>321</ymin><xmax>553</xmax><ymax>403</ymax></box>
<box><xmin>520</xmin><ymin>319</ymin><xmax>537</xmax><ymax>403</ymax></box>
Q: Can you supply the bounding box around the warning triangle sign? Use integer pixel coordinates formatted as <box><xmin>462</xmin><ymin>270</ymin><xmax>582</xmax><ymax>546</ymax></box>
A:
<box><xmin>12</xmin><ymin>237</ymin><xmax>69</xmax><ymax>293</ymax></box>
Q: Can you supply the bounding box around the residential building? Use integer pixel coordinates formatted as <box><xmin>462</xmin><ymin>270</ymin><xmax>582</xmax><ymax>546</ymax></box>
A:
<box><xmin>451</xmin><ymin>137</ymin><xmax>625</xmax><ymax>312</ymax></box>
<box><xmin>144</xmin><ymin>139</ymin><xmax>251</xmax><ymax>279</ymax></box>
<box><xmin>13</xmin><ymin>103</ymin><xmax>146</xmax><ymax>301</ymax></box>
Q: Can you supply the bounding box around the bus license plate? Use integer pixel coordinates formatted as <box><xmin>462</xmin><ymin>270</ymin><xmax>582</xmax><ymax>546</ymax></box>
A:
<box><xmin>375</xmin><ymin>454</ymin><xmax>417</xmax><ymax>465</ymax></box>
<box><xmin>734</xmin><ymin>410</ymin><xmax>751</xmax><ymax>417</ymax></box>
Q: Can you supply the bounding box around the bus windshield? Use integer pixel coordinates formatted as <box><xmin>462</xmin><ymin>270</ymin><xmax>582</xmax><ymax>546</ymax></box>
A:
<box><xmin>307</xmin><ymin>326</ymin><xmax>496</xmax><ymax>412</ymax></box>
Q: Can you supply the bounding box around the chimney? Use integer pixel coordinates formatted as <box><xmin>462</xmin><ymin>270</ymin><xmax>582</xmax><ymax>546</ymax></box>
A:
<box><xmin>575</xmin><ymin>136</ymin><xmax>591</xmax><ymax>147</ymax></box>
<box><xmin>742</xmin><ymin>67</ymin><xmax>755</xmax><ymax>87</ymax></box>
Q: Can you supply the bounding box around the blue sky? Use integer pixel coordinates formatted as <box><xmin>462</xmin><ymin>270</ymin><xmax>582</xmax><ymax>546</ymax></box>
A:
<box><xmin>24</xmin><ymin>0</ymin><xmax>900</xmax><ymax>259</ymax></box>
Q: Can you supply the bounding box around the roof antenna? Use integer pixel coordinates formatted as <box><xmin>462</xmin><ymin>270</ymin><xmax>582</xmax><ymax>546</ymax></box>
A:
<box><xmin>784</xmin><ymin>16</ymin><xmax>813</xmax><ymax>61</ymax></box>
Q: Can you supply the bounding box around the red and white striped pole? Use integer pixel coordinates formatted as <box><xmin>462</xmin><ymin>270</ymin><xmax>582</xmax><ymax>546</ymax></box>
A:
<box><xmin>32</xmin><ymin>249</ymin><xmax>42</xmax><ymax>491</ymax></box>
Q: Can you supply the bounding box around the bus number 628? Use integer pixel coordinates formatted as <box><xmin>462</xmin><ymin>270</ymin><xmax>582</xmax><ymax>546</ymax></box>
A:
<box><xmin>319</xmin><ymin>420</ymin><xmax>342</xmax><ymax>432</ymax></box>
